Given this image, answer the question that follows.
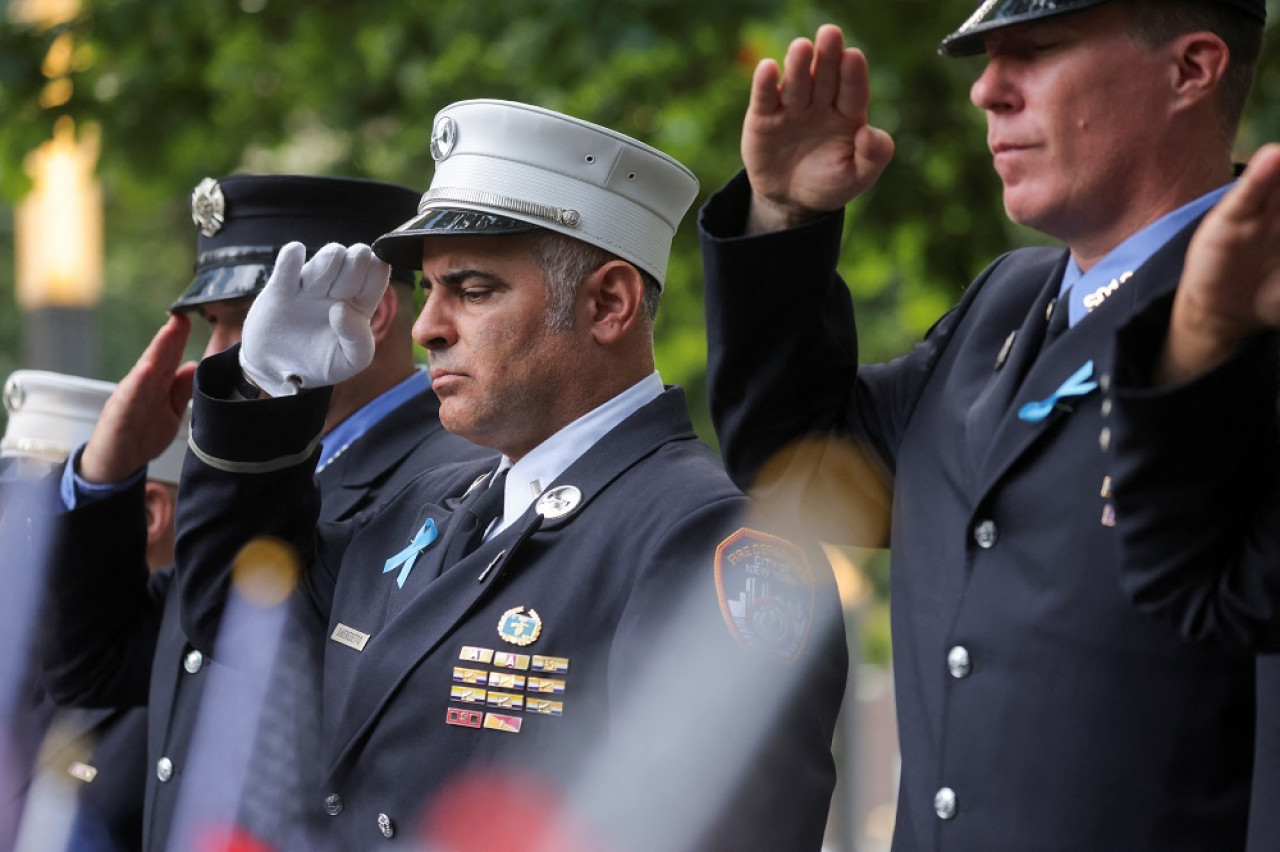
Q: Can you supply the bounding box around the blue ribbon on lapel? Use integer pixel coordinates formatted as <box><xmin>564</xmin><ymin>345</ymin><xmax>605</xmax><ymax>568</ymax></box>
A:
<box><xmin>1017</xmin><ymin>360</ymin><xmax>1099</xmax><ymax>423</ymax></box>
<box><xmin>382</xmin><ymin>518</ymin><xmax>438</xmax><ymax>589</ymax></box>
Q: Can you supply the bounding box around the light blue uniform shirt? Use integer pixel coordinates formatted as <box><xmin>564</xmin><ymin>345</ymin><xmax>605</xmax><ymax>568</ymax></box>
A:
<box><xmin>61</xmin><ymin>367</ymin><xmax>434</xmax><ymax>508</ymax></box>
<box><xmin>484</xmin><ymin>371</ymin><xmax>665</xmax><ymax>540</ymax></box>
<box><xmin>1060</xmin><ymin>182</ymin><xmax>1233</xmax><ymax>327</ymax></box>
<box><xmin>314</xmin><ymin>368</ymin><xmax>431</xmax><ymax>473</ymax></box>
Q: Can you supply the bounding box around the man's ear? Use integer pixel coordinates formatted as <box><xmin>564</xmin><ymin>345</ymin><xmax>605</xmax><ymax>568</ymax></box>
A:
<box><xmin>1169</xmin><ymin>31</ymin><xmax>1230</xmax><ymax>110</ymax></box>
<box><xmin>144</xmin><ymin>481</ymin><xmax>175</xmax><ymax>549</ymax></box>
<box><xmin>369</xmin><ymin>281</ymin><xmax>402</xmax><ymax>343</ymax></box>
<box><xmin>585</xmin><ymin>261</ymin><xmax>645</xmax><ymax>346</ymax></box>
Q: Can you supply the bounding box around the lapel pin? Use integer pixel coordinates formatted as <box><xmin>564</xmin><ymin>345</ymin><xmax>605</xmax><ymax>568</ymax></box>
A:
<box><xmin>1017</xmin><ymin>360</ymin><xmax>1099</xmax><ymax>424</ymax></box>
<box><xmin>461</xmin><ymin>473</ymin><xmax>489</xmax><ymax>500</ymax></box>
<box><xmin>497</xmin><ymin>606</ymin><xmax>542</xmax><ymax>646</ymax></box>
<box><xmin>382</xmin><ymin>518</ymin><xmax>439</xmax><ymax>588</ymax></box>
<box><xmin>478</xmin><ymin>549</ymin><xmax>506</xmax><ymax>584</ymax></box>
<box><xmin>995</xmin><ymin>330</ymin><xmax>1017</xmax><ymax>370</ymax></box>
<box><xmin>535</xmin><ymin>485</ymin><xmax>581</xmax><ymax>519</ymax></box>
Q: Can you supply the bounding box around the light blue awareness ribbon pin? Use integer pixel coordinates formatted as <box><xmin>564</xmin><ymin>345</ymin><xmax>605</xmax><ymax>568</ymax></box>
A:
<box><xmin>1017</xmin><ymin>360</ymin><xmax>1099</xmax><ymax>423</ymax></box>
<box><xmin>382</xmin><ymin>518</ymin><xmax>438</xmax><ymax>588</ymax></box>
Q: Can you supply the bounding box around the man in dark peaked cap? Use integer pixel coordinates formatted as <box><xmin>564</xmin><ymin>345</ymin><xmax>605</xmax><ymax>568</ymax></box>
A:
<box><xmin>167</xmin><ymin>99</ymin><xmax>847</xmax><ymax>850</ymax></box>
<box><xmin>38</xmin><ymin>174</ymin><xmax>492</xmax><ymax>851</ymax></box>
<box><xmin>699</xmin><ymin>0</ymin><xmax>1275</xmax><ymax>849</ymax></box>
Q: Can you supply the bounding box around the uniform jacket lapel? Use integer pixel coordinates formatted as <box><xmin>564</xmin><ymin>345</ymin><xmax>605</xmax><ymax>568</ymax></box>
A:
<box><xmin>322</xmin><ymin>388</ymin><xmax>700</xmax><ymax>777</ymax></box>
<box><xmin>975</xmin><ymin>222</ymin><xmax>1198</xmax><ymax>496</ymax></box>
<box><xmin>962</xmin><ymin>250</ymin><xmax>1068</xmax><ymax>475</ymax></box>
<box><xmin>317</xmin><ymin>389</ymin><xmax>451</xmax><ymax>522</ymax></box>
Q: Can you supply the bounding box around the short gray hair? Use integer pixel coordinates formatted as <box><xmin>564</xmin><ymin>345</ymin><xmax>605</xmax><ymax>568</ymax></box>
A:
<box><xmin>529</xmin><ymin>230</ymin><xmax>661</xmax><ymax>330</ymax></box>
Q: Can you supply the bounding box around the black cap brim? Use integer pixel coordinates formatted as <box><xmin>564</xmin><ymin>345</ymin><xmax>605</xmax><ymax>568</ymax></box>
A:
<box><xmin>372</xmin><ymin>208</ymin><xmax>540</xmax><ymax>271</ymax></box>
<box><xmin>939</xmin><ymin>0</ymin><xmax>1111</xmax><ymax>58</ymax></box>
<box><xmin>171</xmin><ymin>263</ymin><xmax>270</xmax><ymax>312</ymax></box>
<box><xmin>173</xmin><ymin>243</ymin><xmax>418</xmax><ymax>312</ymax></box>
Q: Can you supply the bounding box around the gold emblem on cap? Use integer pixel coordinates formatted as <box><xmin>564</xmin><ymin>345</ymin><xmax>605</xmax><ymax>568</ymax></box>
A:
<box><xmin>535</xmin><ymin>485</ymin><xmax>582</xmax><ymax>520</ymax></box>
<box><xmin>431</xmin><ymin>115</ymin><xmax>458</xmax><ymax>161</ymax></box>
<box><xmin>191</xmin><ymin>177</ymin><xmax>226</xmax><ymax>237</ymax></box>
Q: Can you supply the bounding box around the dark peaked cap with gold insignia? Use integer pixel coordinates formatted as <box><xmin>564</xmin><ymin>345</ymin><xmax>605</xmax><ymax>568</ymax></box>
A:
<box><xmin>372</xmin><ymin>99</ymin><xmax>699</xmax><ymax>288</ymax></box>
<box><xmin>171</xmin><ymin>174</ymin><xmax>422</xmax><ymax>311</ymax></box>
<box><xmin>939</xmin><ymin>0</ymin><xmax>1267</xmax><ymax>58</ymax></box>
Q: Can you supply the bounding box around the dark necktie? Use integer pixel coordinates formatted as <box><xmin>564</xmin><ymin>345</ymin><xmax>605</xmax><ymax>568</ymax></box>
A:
<box><xmin>443</xmin><ymin>469</ymin><xmax>509</xmax><ymax>566</ymax></box>
<box><xmin>1043</xmin><ymin>294</ymin><xmax>1070</xmax><ymax>349</ymax></box>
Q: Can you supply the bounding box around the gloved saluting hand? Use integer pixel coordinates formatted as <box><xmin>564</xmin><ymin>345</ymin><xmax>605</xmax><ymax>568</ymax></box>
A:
<box><xmin>240</xmin><ymin>241</ymin><xmax>390</xmax><ymax>396</ymax></box>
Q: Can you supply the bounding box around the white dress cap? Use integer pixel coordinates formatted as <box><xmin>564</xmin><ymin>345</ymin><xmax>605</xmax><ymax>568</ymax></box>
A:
<box><xmin>1</xmin><ymin>369</ymin><xmax>189</xmax><ymax>484</ymax></box>
<box><xmin>2</xmin><ymin>370</ymin><xmax>115</xmax><ymax>465</ymax></box>
<box><xmin>373</xmin><ymin>99</ymin><xmax>700</xmax><ymax>287</ymax></box>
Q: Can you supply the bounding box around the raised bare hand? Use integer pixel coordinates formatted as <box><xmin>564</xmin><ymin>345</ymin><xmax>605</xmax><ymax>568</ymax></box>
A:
<box><xmin>1162</xmin><ymin>144</ymin><xmax>1280</xmax><ymax>383</ymax></box>
<box><xmin>79</xmin><ymin>313</ymin><xmax>196</xmax><ymax>484</ymax></box>
<box><xmin>743</xmin><ymin>24</ymin><xmax>895</xmax><ymax>234</ymax></box>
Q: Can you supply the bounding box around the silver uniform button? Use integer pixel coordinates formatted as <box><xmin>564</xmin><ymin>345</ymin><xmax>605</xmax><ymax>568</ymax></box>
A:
<box><xmin>377</xmin><ymin>813</ymin><xmax>395</xmax><ymax>838</ymax></box>
<box><xmin>183</xmin><ymin>649</ymin><xmax>204</xmax><ymax>674</ymax></box>
<box><xmin>947</xmin><ymin>646</ymin><xmax>971</xmax><ymax>679</ymax></box>
<box><xmin>156</xmin><ymin>757</ymin><xmax>173</xmax><ymax>783</ymax></box>
<box><xmin>1099</xmin><ymin>426</ymin><xmax>1112</xmax><ymax>452</ymax></box>
<box><xmin>934</xmin><ymin>786</ymin><xmax>957</xmax><ymax>820</ymax></box>
<box><xmin>973</xmin><ymin>520</ymin><xmax>998</xmax><ymax>549</ymax></box>
<box><xmin>324</xmin><ymin>794</ymin><xmax>343</xmax><ymax>816</ymax></box>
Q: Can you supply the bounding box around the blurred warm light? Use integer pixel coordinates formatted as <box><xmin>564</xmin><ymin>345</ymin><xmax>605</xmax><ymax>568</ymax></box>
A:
<box><xmin>15</xmin><ymin>116</ymin><xmax>103</xmax><ymax>309</ymax></box>
<box><xmin>38</xmin><ymin>77</ymin><xmax>72</xmax><ymax>108</ymax></box>
<box><xmin>231</xmin><ymin>537</ymin><xmax>301</xmax><ymax>607</ymax></box>
<box><xmin>823</xmin><ymin>543</ymin><xmax>871</xmax><ymax>610</ymax></box>
<box><xmin>41</xmin><ymin>30</ymin><xmax>74</xmax><ymax>76</ymax></box>
<box><xmin>7</xmin><ymin>0</ymin><xmax>79</xmax><ymax>27</ymax></box>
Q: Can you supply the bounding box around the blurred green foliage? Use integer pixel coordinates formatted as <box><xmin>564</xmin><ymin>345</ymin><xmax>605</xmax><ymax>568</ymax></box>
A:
<box><xmin>2</xmin><ymin>0</ymin><xmax>1275</xmax><ymax>391</ymax></box>
<box><xmin>0</xmin><ymin>0</ymin><xmax>1277</xmax><ymax>660</ymax></box>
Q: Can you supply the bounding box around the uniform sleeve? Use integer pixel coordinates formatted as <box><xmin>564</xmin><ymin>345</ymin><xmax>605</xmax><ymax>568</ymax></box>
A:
<box><xmin>598</xmin><ymin>493</ymin><xmax>847</xmax><ymax>851</ymax></box>
<box><xmin>700</xmin><ymin>170</ymin><xmax>943</xmax><ymax>547</ymax></box>
<box><xmin>39</xmin><ymin>480</ymin><xmax>166</xmax><ymax>707</ymax></box>
<box><xmin>1107</xmin><ymin>293</ymin><xmax>1280</xmax><ymax>651</ymax></box>
<box><xmin>174</xmin><ymin>344</ymin><xmax>335</xmax><ymax>656</ymax></box>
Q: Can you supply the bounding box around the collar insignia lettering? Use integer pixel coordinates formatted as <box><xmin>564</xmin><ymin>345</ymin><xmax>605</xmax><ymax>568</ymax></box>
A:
<box><xmin>1083</xmin><ymin>270</ymin><xmax>1134</xmax><ymax>313</ymax></box>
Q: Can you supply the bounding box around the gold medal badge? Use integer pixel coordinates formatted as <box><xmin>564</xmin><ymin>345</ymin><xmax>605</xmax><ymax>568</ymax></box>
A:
<box><xmin>497</xmin><ymin>606</ymin><xmax>542</xmax><ymax>647</ymax></box>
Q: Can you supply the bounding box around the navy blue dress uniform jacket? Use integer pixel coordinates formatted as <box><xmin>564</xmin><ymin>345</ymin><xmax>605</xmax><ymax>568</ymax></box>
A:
<box><xmin>1100</xmin><ymin>260</ymin><xmax>1280</xmax><ymax>851</ymax></box>
<box><xmin>699</xmin><ymin>171</ymin><xmax>1256</xmax><ymax>850</ymax></box>
<box><xmin>174</xmin><ymin>346</ymin><xmax>847</xmax><ymax>851</ymax></box>
<box><xmin>39</xmin><ymin>382</ymin><xmax>491</xmax><ymax>851</ymax></box>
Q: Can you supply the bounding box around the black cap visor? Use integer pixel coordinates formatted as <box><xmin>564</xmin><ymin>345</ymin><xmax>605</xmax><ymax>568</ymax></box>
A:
<box><xmin>372</xmin><ymin>208</ymin><xmax>540</xmax><ymax>271</ymax></box>
<box><xmin>939</xmin><ymin>0</ymin><xmax>1111</xmax><ymax>57</ymax></box>
<box><xmin>171</xmin><ymin>262</ymin><xmax>270</xmax><ymax>312</ymax></box>
<box><xmin>172</xmin><ymin>240</ymin><xmax>418</xmax><ymax>312</ymax></box>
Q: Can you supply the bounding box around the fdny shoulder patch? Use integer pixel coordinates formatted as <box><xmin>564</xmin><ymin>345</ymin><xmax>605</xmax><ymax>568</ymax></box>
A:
<box><xmin>714</xmin><ymin>528</ymin><xmax>815</xmax><ymax>664</ymax></box>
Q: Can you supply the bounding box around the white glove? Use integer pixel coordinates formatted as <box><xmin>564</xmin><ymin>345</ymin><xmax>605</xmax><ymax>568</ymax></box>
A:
<box><xmin>239</xmin><ymin>241</ymin><xmax>390</xmax><ymax>396</ymax></box>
